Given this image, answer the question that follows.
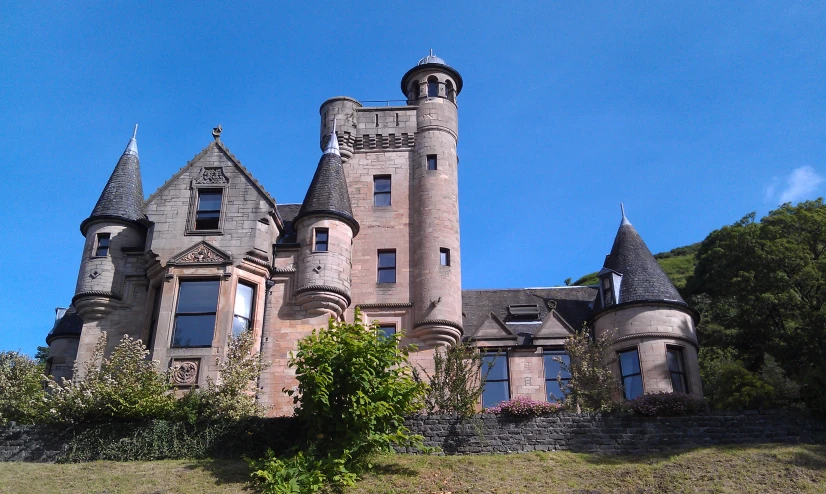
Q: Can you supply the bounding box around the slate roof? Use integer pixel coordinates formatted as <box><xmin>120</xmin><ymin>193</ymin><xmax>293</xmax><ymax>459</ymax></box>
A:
<box><xmin>462</xmin><ymin>287</ymin><xmax>597</xmax><ymax>341</ymax></box>
<box><xmin>294</xmin><ymin>138</ymin><xmax>359</xmax><ymax>235</ymax></box>
<box><xmin>81</xmin><ymin>130</ymin><xmax>145</xmax><ymax>234</ymax></box>
<box><xmin>601</xmin><ymin>216</ymin><xmax>686</xmax><ymax>308</ymax></box>
<box><xmin>275</xmin><ymin>203</ymin><xmax>301</xmax><ymax>244</ymax></box>
<box><xmin>46</xmin><ymin>306</ymin><xmax>83</xmax><ymax>344</ymax></box>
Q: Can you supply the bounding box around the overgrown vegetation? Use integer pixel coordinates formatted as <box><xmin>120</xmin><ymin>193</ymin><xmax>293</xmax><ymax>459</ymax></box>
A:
<box><xmin>627</xmin><ymin>392</ymin><xmax>707</xmax><ymax>416</ymax></box>
<box><xmin>249</xmin><ymin>312</ymin><xmax>427</xmax><ymax>493</ymax></box>
<box><xmin>414</xmin><ymin>341</ymin><xmax>489</xmax><ymax>418</ymax></box>
<box><xmin>0</xmin><ymin>351</ymin><xmax>47</xmax><ymax>425</ymax></box>
<box><xmin>483</xmin><ymin>396</ymin><xmax>562</xmax><ymax>417</ymax></box>
<box><xmin>557</xmin><ymin>328</ymin><xmax>623</xmax><ymax>412</ymax></box>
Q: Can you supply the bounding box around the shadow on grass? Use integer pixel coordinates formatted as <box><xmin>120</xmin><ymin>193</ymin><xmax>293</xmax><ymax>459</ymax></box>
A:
<box><xmin>182</xmin><ymin>458</ymin><xmax>259</xmax><ymax>491</ymax></box>
<box><xmin>369</xmin><ymin>462</ymin><xmax>418</xmax><ymax>477</ymax></box>
<box><xmin>782</xmin><ymin>444</ymin><xmax>826</xmax><ymax>471</ymax></box>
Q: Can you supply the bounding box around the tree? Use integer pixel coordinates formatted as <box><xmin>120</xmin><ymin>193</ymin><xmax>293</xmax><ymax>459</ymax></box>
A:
<box><xmin>414</xmin><ymin>341</ymin><xmax>490</xmax><ymax>418</ymax></box>
<box><xmin>34</xmin><ymin>346</ymin><xmax>50</xmax><ymax>364</ymax></box>
<box><xmin>558</xmin><ymin>327</ymin><xmax>622</xmax><ymax>412</ymax></box>
<box><xmin>0</xmin><ymin>351</ymin><xmax>47</xmax><ymax>424</ymax></box>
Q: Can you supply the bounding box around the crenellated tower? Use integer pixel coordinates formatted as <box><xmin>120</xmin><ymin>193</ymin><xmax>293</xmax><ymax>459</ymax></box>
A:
<box><xmin>74</xmin><ymin>126</ymin><xmax>147</xmax><ymax>321</ymax></box>
<box><xmin>293</xmin><ymin>126</ymin><xmax>359</xmax><ymax>317</ymax></box>
<box><xmin>404</xmin><ymin>52</ymin><xmax>464</xmax><ymax>345</ymax></box>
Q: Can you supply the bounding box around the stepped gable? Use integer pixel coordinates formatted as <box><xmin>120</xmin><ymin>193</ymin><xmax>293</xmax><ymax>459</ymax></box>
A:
<box><xmin>46</xmin><ymin>307</ymin><xmax>83</xmax><ymax>344</ymax></box>
<box><xmin>294</xmin><ymin>128</ymin><xmax>359</xmax><ymax>234</ymax></box>
<box><xmin>602</xmin><ymin>212</ymin><xmax>685</xmax><ymax>306</ymax></box>
<box><xmin>462</xmin><ymin>287</ymin><xmax>596</xmax><ymax>342</ymax></box>
<box><xmin>81</xmin><ymin>126</ymin><xmax>145</xmax><ymax>234</ymax></box>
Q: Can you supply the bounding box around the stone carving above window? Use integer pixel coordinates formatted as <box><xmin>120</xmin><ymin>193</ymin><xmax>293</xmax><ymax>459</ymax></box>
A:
<box><xmin>171</xmin><ymin>359</ymin><xmax>199</xmax><ymax>386</ymax></box>
<box><xmin>195</xmin><ymin>167</ymin><xmax>229</xmax><ymax>185</ymax></box>
<box><xmin>169</xmin><ymin>241</ymin><xmax>232</xmax><ymax>265</ymax></box>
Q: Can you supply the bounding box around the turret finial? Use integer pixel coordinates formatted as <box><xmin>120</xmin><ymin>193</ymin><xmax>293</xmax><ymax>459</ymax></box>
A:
<box><xmin>620</xmin><ymin>203</ymin><xmax>631</xmax><ymax>226</ymax></box>
<box><xmin>124</xmin><ymin>124</ymin><xmax>138</xmax><ymax>156</ymax></box>
<box><xmin>212</xmin><ymin>125</ymin><xmax>222</xmax><ymax>140</ymax></box>
<box><xmin>324</xmin><ymin>120</ymin><xmax>340</xmax><ymax>156</ymax></box>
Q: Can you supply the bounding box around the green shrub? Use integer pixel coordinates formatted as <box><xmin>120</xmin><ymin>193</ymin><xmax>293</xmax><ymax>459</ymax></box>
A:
<box><xmin>801</xmin><ymin>366</ymin><xmax>826</xmax><ymax>417</ymax></box>
<box><xmin>249</xmin><ymin>312</ymin><xmax>426</xmax><ymax>493</ymax></box>
<box><xmin>45</xmin><ymin>332</ymin><xmax>176</xmax><ymax>423</ymax></box>
<box><xmin>0</xmin><ymin>351</ymin><xmax>47</xmax><ymax>424</ymax></box>
<box><xmin>560</xmin><ymin>327</ymin><xmax>623</xmax><ymax>412</ymax></box>
<box><xmin>699</xmin><ymin>351</ymin><xmax>774</xmax><ymax>409</ymax></box>
<box><xmin>759</xmin><ymin>354</ymin><xmax>801</xmax><ymax>407</ymax></box>
<box><xmin>628</xmin><ymin>392</ymin><xmax>708</xmax><ymax>416</ymax></box>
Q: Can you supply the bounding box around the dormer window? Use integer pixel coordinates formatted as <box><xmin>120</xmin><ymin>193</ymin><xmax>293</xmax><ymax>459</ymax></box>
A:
<box><xmin>602</xmin><ymin>277</ymin><xmax>614</xmax><ymax>306</ymax></box>
<box><xmin>598</xmin><ymin>268</ymin><xmax>623</xmax><ymax>308</ymax></box>
<box><xmin>507</xmin><ymin>304</ymin><xmax>541</xmax><ymax>322</ymax></box>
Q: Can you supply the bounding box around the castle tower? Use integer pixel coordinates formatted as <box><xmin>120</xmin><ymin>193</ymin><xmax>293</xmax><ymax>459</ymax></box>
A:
<box><xmin>73</xmin><ymin>126</ymin><xmax>147</xmax><ymax>321</ymax></box>
<box><xmin>293</xmin><ymin>127</ymin><xmax>359</xmax><ymax>317</ymax></box>
<box><xmin>592</xmin><ymin>207</ymin><xmax>703</xmax><ymax>398</ymax></box>
<box><xmin>403</xmin><ymin>52</ymin><xmax>464</xmax><ymax>345</ymax></box>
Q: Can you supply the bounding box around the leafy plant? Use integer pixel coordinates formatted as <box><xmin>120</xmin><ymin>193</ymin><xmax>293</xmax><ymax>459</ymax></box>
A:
<box><xmin>559</xmin><ymin>327</ymin><xmax>623</xmax><ymax>412</ymax></box>
<box><xmin>0</xmin><ymin>351</ymin><xmax>47</xmax><ymax>424</ymax></box>
<box><xmin>45</xmin><ymin>332</ymin><xmax>176</xmax><ymax>423</ymax></box>
<box><xmin>628</xmin><ymin>392</ymin><xmax>707</xmax><ymax>417</ymax></box>
<box><xmin>414</xmin><ymin>341</ymin><xmax>490</xmax><ymax>418</ymax></box>
<box><xmin>483</xmin><ymin>396</ymin><xmax>562</xmax><ymax>417</ymax></box>
<box><xmin>250</xmin><ymin>311</ymin><xmax>426</xmax><ymax>493</ymax></box>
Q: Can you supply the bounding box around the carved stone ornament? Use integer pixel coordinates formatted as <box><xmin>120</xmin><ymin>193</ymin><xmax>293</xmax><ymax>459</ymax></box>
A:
<box><xmin>171</xmin><ymin>360</ymin><xmax>199</xmax><ymax>385</ymax></box>
<box><xmin>170</xmin><ymin>242</ymin><xmax>231</xmax><ymax>265</ymax></box>
<box><xmin>547</xmin><ymin>300</ymin><xmax>557</xmax><ymax>310</ymax></box>
<box><xmin>195</xmin><ymin>167</ymin><xmax>229</xmax><ymax>185</ymax></box>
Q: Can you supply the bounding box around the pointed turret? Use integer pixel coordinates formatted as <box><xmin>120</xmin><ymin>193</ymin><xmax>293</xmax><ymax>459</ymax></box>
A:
<box><xmin>294</xmin><ymin>127</ymin><xmax>359</xmax><ymax>235</ymax></box>
<box><xmin>80</xmin><ymin>125</ymin><xmax>145</xmax><ymax>235</ymax></box>
<box><xmin>601</xmin><ymin>207</ymin><xmax>685</xmax><ymax>306</ymax></box>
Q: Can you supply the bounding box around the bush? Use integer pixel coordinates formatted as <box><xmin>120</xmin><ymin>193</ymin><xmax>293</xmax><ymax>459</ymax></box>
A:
<box><xmin>250</xmin><ymin>312</ymin><xmax>426</xmax><ymax>493</ymax></box>
<box><xmin>414</xmin><ymin>341</ymin><xmax>489</xmax><ymax>418</ymax></box>
<box><xmin>628</xmin><ymin>392</ymin><xmax>708</xmax><ymax>417</ymax></box>
<box><xmin>483</xmin><ymin>396</ymin><xmax>562</xmax><ymax>417</ymax></box>
<box><xmin>0</xmin><ymin>351</ymin><xmax>47</xmax><ymax>424</ymax></box>
<box><xmin>699</xmin><ymin>349</ymin><xmax>780</xmax><ymax>410</ymax></box>
<box><xmin>560</xmin><ymin>327</ymin><xmax>623</xmax><ymax>412</ymax></box>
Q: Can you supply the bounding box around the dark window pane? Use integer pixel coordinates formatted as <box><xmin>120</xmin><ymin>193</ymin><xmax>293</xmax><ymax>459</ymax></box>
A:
<box><xmin>195</xmin><ymin>212</ymin><xmax>220</xmax><ymax>230</ymax></box>
<box><xmin>619</xmin><ymin>350</ymin><xmax>641</xmax><ymax>377</ymax></box>
<box><xmin>546</xmin><ymin>380</ymin><xmax>565</xmax><ymax>402</ymax></box>
<box><xmin>378</xmin><ymin>251</ymin><xmax>396</xmax><ymax>268</ymax></box>
<box><xmin>173</xmin><ymin>315</ymin><xmax>216</xmax><ymax>347</ymax></box>
<box><xmin>544</xmin><ymin>352</ymin><xmax>571</xmax><ymax>380</ymax></box>
<box><xmin>374</xmin><ymin>192</ymin><xmax>391</xmax><ymax>206</ymax></box>
<box><xmin>377</xmin><ymin>268</ymin><xmax>396</xmax><ymax>284</ymax></box>
<box><xmin>427</xmin><ymin>155</ymin><xmax>437</xmax><ymax>170</ymax></box>
<box><xmin>315</xmin><ymin>229</ymin><xmax>328</xmax><ymax>252</ymax></box>
<box><xmin>96</xmin><ymin>234</ymin><xmax>110</xmax><ymax>256</ymax></box>
<box><xmin>671</xmin><ymin>374</ymin><xmax>686</xmax><ymax>393</ymax></box>
<box><xmin>374</xmin><ymin>177</ymin><xmax>391</xmax><ymax>192</ymax></box>
<box><xmin>483</xmin><ymin>354</ymin><xmax>508</xmax><ymax>381</ymax></box>
<box><xmin>232</xmin><ymin>316</ymin><xmax>249</xmax><ymax>337</ymax></box>
<box><xmin>177</xmin><ymin>281</ymin><xmax>220</xmax><ymax>313</ymax></box>
<box><xmin>379</xmin><ymin>325</ymin><xmax>396</xmax><ymax>340</ymax></box>
<box><xmin>667</xmin><ymin>349</ymin><xmax>684</xmax><ymax>372</ymax></box>
<box><xmin>427</xmin><ymin>80</ymin><xmax>438</xmax><ymax>97</ymax></box>
<box><xmin>198</xmin><ymin>191</ymin><xmax>223</xmax><ymax>211</ymax></box>
<box><xmin>623</xmin><ymin>375</ymin><xmax>644</xmax><ymax>400</ymax></box>
<box><xmin>482</xmin><ymin>381</ymin><xmax>509</xmax><ymax>408</ymax></box>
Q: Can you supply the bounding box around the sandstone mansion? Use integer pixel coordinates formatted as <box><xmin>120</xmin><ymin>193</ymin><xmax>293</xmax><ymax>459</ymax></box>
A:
<box><xmin>45</xmin><ymin>54</ymin><xmax>702</xmax><ymax>414</ymax></box>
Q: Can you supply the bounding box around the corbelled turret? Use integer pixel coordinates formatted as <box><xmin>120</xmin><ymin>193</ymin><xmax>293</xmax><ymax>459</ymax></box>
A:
<box><xmin>80</xmin><ymin>125</ymin><xmax>145</xmax><ymax>235</ymax></box>
<box><xmin>293</xmin><ymin>127</ymin><xmax>359</xmax><ymax>317</ymax></box>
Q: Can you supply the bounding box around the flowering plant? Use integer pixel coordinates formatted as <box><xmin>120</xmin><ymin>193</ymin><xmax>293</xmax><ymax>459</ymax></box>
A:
<box><xmin>484</xmin><ymin>396</ymin><xmax>563</xmax><ymax>417</ymax></box>
<box><xmin>628</xmin><ymin>392</ymin><xmax>707</xmax><ymax>417</ymax></box>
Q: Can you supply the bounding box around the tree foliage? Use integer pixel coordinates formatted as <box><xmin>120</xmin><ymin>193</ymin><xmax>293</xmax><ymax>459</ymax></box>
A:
<box><xmin>414</xmin><ymin>341</ymin><xmax>489</xmax><ymax>418</ymax></box>
<box><xmin>559</xmin><ymin>328</ymin><xmax>622</xmax><ymax>412</ymax></box>
<box><xmin>0</xmin><ymin>351</ymin><xmax>47</xmax><ymax>424</ymax></box>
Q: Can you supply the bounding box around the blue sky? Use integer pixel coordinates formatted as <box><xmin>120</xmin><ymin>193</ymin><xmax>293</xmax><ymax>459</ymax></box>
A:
<box><xmin>1</xmin><ymin>2</ymin><xmax>824</xmax><ymax>355</ymax></box>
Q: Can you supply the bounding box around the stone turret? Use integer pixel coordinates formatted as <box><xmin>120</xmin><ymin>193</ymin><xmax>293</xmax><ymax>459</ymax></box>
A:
<box><xmin>73</xmin><ymin>126</ymin><xmax>147</xmax><ymax>320</ymax></box>
<box><xmin>293</xmin><ymin>126</ymin><xmax>359</xmax><ymax>317</ymax></box>
<box><xmin>403</xmin><ymin>52</ymin><xmax>464</xmax><ymax>345</ymax></box>
<box><xmin>592</xmin><ymin>207</ymin><xmax>703</xmax><ymax>397</ymax></box>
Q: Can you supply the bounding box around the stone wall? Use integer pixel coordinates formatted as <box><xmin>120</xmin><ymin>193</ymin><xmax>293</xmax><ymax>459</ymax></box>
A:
<box><xmin>404</xmin><ymin>410</ymin><xmax>826</xmax><ymax>455</ymax></box>
<box><xmin>2</xmin><ymin>411</ymin><xmax>824</xmax><ymax>462</ymax></box>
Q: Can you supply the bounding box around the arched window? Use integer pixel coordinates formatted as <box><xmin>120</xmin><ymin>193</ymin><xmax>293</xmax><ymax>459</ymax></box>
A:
<box><xmin>427</xmin><ymin>76</ymin><xmax>439</xmax><ymax>98</ymax></box>
<box><xmin>445</xmin><ymin>80</ymin><xmax>455</xmax><ymax>103</ymax></box>
<box><xmin>409</xmin><ymin>80</ymin><xmax>419</xmax><ymax>100</ymax></box>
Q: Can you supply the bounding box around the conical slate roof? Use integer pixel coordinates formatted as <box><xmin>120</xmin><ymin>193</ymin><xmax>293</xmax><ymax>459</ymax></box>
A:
<box><xmin>602</xmin><ymin>210</ymin><xmax>685</xmax><ymax>305</ymax></box>
<box><xmin>46</xmin><ymin>306</ymin><xmax>83</xmax><ymax>344</ymax></box>
<box><xmin>81</xmin><ymin>126</ymin><xmax>145</xmax><ymax>234</ymax></box>
<box><xmin>294</xmin><ymin>129</ymin><xmax>359</xmax><ymax>235</ymax></box>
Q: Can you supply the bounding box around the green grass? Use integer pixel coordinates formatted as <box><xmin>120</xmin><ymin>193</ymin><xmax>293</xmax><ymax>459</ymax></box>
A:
<box><xmin>1</xmin><ymin>444</ymin><xmax>824</xmax><ymax>493</ymax></box>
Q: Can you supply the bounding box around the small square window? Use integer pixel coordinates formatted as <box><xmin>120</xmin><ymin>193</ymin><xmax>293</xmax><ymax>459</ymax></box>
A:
<box><xmin>377</xmin><ymin>249</ymin><xmax>396</xmax><ymax>283</ymax></box>
<box><xmin>427</xmin><ymin>155</ymin><xmax>437</xmax><ymax>170</ymax></box>
<box><xmin>314</xmin><ymin>228</ymin><xmax>328</xmax><ymax>252</ymax></box>
<box><xmin>95</xmin><ymin>233</ymin><xmax>110</xmax><ymax>257</ymax></box>
<box><xmin>195</xmin><ymin>189</ymin><xmax>223</xmax><ymax>230</ymax></box>
<box><xmin>440</xmin><ymin>247</ymin><xmax>450</xmax><ymax>266</ymax></box>
<box><xmin>374</xmin><ymin>176</ymin><xmax>391</xmax><ymax>207</ymax></box>
<box><xmin>378</xmin><ymin>324</ymin><xmax>396</xmax><ymax>340</ymax></box>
